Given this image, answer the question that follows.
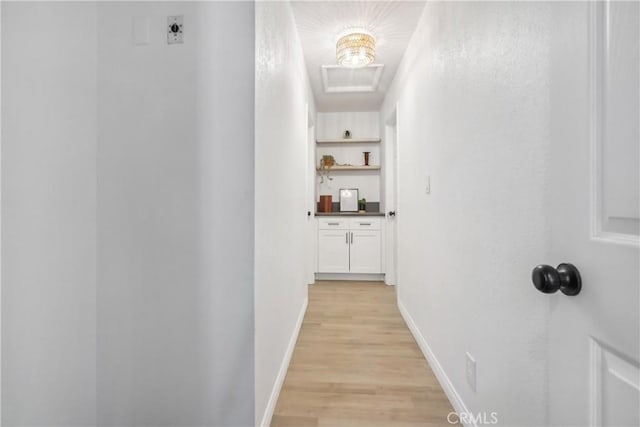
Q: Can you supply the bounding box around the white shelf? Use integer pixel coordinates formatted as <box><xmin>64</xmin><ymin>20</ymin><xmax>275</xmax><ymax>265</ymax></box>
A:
<box><xmin>316</xmin><ymin>138</ymin><xmax>381</xmax><ymax>144</ymax></box>
<box><xmin>316</xmin><ymin>165</ymin><xmax>381</xmax><ymax>172</ymax></box>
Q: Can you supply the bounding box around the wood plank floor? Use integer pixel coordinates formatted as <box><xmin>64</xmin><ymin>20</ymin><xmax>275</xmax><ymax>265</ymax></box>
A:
<box><xmin>271</xmin><ymin>281</ymin><xmax>456</xmax><ymax>427</ymax></box>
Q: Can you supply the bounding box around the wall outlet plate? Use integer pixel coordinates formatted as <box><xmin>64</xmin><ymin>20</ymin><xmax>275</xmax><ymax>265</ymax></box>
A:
<box><xmin>167</xmin><ymin>16</ymin><xmax>184</xmax><ymax>44</ymax></box>
<box><xmin>466</xmin><ymin>352</ymin><xmax>476</xmax><ymax>392</ymax></box>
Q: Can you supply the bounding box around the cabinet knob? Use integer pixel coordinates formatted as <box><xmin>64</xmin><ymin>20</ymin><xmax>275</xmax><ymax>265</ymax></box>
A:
<box><xmin>388</xmin><ymin>211</ymin><xmax>396</xmax><ymax>217</ymax></box>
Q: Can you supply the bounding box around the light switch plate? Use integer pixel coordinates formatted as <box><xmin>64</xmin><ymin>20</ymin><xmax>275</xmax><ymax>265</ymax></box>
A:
<box><xmin>425</xmin><ymin>175</ymin><xmax>431</xmax><ymax>194</ymax></box>
<box><xmin>133</xmin><ymin>16</ymin><xmax>150</xmax><ymax>46</ymax></box>
<box><xmin>167</xmin><ymin>16</ymin><xmax>184</xmax><ymax>44</ymax></box>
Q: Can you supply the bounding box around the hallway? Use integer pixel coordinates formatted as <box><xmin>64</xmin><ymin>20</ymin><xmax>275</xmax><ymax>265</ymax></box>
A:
<box><xmin>2</xmin><ymin>1</ymin><xmax>638</xmax><ymax>425</ymax></box>
<box><xmin>272</xmin><ymin>281</ymin><xmax>454</xmax><ymax>427</ymax></box>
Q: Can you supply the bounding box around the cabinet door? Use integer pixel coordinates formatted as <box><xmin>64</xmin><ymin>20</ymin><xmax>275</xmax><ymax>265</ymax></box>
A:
<box><xmin>318</xmin><ymin>230</ymin><xmax>350</xmax><ymax>273</ymax></box>
<box><xmin>349</xmin><ymin>230</ymin><xmax>382</xmax><ymax>274</ymax></box>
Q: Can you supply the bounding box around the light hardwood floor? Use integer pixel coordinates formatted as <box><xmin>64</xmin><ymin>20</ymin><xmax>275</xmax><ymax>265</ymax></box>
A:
<box><xmin>271</xmin><ymin>281</ymin><xmax>456</xmax><ymax>427</ymax></box>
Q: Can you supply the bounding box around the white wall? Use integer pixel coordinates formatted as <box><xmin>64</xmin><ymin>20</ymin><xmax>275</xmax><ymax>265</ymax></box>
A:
<box><xmin>316</xmin><ymin>112</ymin><xmax>381</xmax><ymax>203</ymax></box>
<box><xmin>381</xmin><ymin>2</ymin><xmax>551</xmax><ymax>425</ymax></box>
<box><xmin>2</xmin><ymin>3</ymin><xmax>98</xmax><ymax>424</ymax></box>
<box><xmin>255</xmin><ymin>2</ymin><xmax>315</xmax><ymax>425</ymax></box>
<box><xmin>193</xmin><ymin>3</ymin><xmax>255</xmax><ymax>424</ymax></box>
<box><xmin>3</xmin><ymin>2</ymin><xmax>255</xmax><ymax>425</ymax></box>
<box><xmin>316</xmin><ymin>111</ymin><xmax>380</xmax><ymax>140</ymax></box>
<box><xmin>97</xmin><ymin>2</ymin><xmax>255</xmax><ymax>425</ymax></box>
<box><xmin>96</xmin><ymin>2</ymin><xmax>200</xmax><ymax>424</ymax></box>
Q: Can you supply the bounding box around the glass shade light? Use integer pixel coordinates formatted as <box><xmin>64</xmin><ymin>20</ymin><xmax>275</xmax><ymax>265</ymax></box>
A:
<box><xmin>336</xmin><ymin>30</ymin><xmax>376</xmax><ymax>68</ymax></box>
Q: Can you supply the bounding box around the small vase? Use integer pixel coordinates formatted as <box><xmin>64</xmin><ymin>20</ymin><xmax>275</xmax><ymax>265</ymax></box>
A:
<box><xmin>319</xmin><ymin>195</ymin><xmax>333</xmax><ymax>213</ymax></box>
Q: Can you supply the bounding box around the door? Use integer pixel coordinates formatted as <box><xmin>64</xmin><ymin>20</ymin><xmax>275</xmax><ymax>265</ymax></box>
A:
<box><xmin>547</xmin><ymin>2</ymin><xmax>639</xmax><ymax>426</ymax></box>
<box><xmin>317</xmin><ymin>230</ymin><xmax>349</xmax><ymax>273</ymax></box>
<box><xmin>349</xmin><ymin>230</ymin><xmax>381</xmax><ymax>274</ymax></box>
<box><xmin>306</xmin><ymin>114</ymin><xmax>316</xmax><ymax>283</ymax></box>
<box><xmin>384</xmin><ymin>108</ymin><xmax>398</xmax><ymax>285</ymax></box>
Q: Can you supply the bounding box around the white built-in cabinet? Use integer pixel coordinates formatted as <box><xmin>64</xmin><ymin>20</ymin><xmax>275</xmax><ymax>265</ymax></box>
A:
<box><xmin>317</xmin><ymin>229</ymin><xmax>350</xmax><ymax>272</ymax></box>
<box><xmin>314</xmin><ymin>111</ymin><xmax>384</xmax><ymax>278</ymax></box>
<box><xmin>317</xmin><ymin>217</ymin><xmax>382</xmax><ymax>274</ymax></box>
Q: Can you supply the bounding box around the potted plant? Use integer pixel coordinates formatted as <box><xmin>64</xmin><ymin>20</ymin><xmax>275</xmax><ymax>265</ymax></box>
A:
<box><xmin>358</xmin><ymin>198</ymin><xmax>366</xmax><ymax>212</ymax></box>
<box><xmin>319</xmin><ymin>155</ymin><xmax>335</xmax><ymax>184</ymax></box>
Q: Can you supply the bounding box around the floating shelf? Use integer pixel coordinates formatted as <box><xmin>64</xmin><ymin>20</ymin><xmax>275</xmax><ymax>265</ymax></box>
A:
<box><xmin>316</xmin><ymin>138</ymin><xmax>381</xmax><ymax>144</ymax></box>
<box><xmin>316</xmin><ymin>165</ymin><xmax>381</xmax><ymax>172</ymax></box>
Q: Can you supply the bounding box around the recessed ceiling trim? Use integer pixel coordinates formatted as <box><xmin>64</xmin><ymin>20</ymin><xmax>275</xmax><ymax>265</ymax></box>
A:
<box><xmin>321</xmin><ymin>64</ymin><xmax>385</xmax><ymax>93</ymax></box>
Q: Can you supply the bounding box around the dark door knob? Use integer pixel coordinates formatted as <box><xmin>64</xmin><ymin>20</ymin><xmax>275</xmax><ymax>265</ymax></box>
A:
<box><xmin>531</xmin><ymin>263</ymin><xmax>582</xmax><ymax>296</ymax></box>
<box><xmin>307</xmin><ymin>211</ymin><xmax>311</xmax><ymax>217</ymax></box>
<box><xmin>388</xmin><ymin>211</ymin><xmax>396</xmax><ymax>217</ymax></box>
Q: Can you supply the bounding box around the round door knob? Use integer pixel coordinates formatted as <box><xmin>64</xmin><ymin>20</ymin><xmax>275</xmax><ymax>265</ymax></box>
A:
<box><xmin>388</xmin><ymin>211</ymin><xmax>396</xmax><ymax>217</ymax></box>
<box><xmin>307</xmin><ymin>211</ymin><xmax>311</xmax><ymax>217</ymax></box>
<box><xmin>531</xmin><ymin>263</ymin><xmax>582</xmax><ymax>296</ymax></box>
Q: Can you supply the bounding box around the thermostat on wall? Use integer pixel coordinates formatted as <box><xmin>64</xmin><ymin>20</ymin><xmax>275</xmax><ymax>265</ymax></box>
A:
<box><xmin>167</xmin><ymin>16</ymin><xmax>184</xmax><ymax>44</ymax></box>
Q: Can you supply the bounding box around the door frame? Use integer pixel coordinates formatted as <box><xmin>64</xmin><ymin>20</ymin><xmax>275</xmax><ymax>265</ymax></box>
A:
<box><xmin>305</xmin><ymin>104</ymin><xmax>316</xmax><ymax>285</ymax></box>
<box><xmin>1</xmin><ymin>3</ymin><xmax>4</xmax><ymax>422</ymax></box>
<box><xmin>384</xmin><ymin>105</ymin><xmax>399</xmax><ymax>287</ymax></box>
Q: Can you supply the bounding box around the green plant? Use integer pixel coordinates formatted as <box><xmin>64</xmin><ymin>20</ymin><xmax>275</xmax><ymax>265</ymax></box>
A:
<box><xmin>319</xmin><ymin>155</ymin><xmax>335</xmax><ymax>184</ymax></box>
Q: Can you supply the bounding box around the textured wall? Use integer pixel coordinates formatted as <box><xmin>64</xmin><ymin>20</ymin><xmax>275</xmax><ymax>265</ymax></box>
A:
<box><xmin>3</xmin><ymin>2</ymin><xmax>255</xmax><ymax>425</ymax></box>
<box><xmin>2</xmin><ymin>3</ymin><xmax>98</xmax><ymax>424</ymax></box>
<box><xmin>96</xmin><ymin>2</ymin><xmax>200</xmax><ymax>424</ymax></box>
<box><xmin>97</xmin><ymin>2</ymin><xmax>255</xmax><ymax>425</ymax></box>
<box><xmin>381</xmin><ymin>2</ymin><xmax>551</xmax><ymax>424</ymax></box>
<box><xmin>255</xmin><ymin>2</ymin><xmax>315</xmax><ymax>425</ymax></box>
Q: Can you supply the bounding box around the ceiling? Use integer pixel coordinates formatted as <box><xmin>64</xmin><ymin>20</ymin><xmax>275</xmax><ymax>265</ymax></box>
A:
<box><xmin>291</xmin><ymin>1</ymin><xmax>426</xmax><ymax>112</ymax></box>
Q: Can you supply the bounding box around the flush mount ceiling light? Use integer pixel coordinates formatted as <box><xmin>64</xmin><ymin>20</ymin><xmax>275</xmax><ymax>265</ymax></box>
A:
<box><xmin>336</xmin><ymin>30</ymin><xmax>376</xmax><ymax>68</ymax></box>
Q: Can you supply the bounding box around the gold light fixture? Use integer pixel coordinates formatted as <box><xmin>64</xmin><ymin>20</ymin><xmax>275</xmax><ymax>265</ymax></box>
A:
<box><xmin>336</xmin><ymin>30</ymin><xmax>376</xmax><ymax>68</ymax></box>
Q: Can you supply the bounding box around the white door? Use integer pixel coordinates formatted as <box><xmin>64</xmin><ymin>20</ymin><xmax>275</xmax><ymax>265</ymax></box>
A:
<box><xmin>349</xmin><ymin>230</ymin><xmax>381</xmax><ymax>274</ymax></box>
<box><xmin>317</xmin><ymin>230</ymin><xmax>350</xmax><ymax>273</ymax></box>
<box><xmin>384</xmin><ymin>109</ymin><xmax>398</xmax><ymax>285</ymax></box>
<box><xmin>306</xmin><ymin>119</ymin><xmax>316</xmax><ymax>283</ymax></box>
<box><xmin>547</xmin><ymin>2</ymin><xmax>639</xmax><ymax>426</ymax></box>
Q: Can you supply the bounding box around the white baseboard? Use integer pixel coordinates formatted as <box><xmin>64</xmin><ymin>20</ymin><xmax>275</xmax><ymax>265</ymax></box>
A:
<box><xmin>315</xmin><ymin>273</ymin><xmax>384</xmax><ymax>282</ymax></box>
<box><xmin>258</xmin><ymin>296</ymin><xmax>308</xmax><ymax>427</ymax></box>
<box><xmin>397</xmin><ymin>299</ymin><xmax>476</xmax><ymax>427</ymax></box>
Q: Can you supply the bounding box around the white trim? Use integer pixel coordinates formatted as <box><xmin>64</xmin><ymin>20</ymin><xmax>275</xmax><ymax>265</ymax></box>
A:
<box><xmin>384</xmin><ymin>105</ymin><xmax>399</xmax><ymax>287</ymax></box>
<box><xmin>591</xmin><ymin>232</ymin><xmax>640</xmax><ymax>248</ymax></box>
<box><xmin>321</xmin><ymin>64</ymin><xmax>384</xmax><ymax>93</ymax></box>
<box><xmin>589</xmin><ymin>337</ymin><xmax>640</xmax><ymax>427</ymax></box>
<box><xmin>394</xmin><ymin>104</ymin><xmax>401</xmax><ymax>288</ymax></box>
<box><xmin>0</xmin><ymin>2</ymin><xmax>3</xmax><ymax>422</ymax></box>
<box><xmin>0</xmin><ymin>2</ymin><xmax>3</xmax><ymax>423</ymax></box>
<box><xmin>315</xmin><ymin>273</ymin><xmax>384</xmax><ymax>282</ymax></box>
<box><xmin>588</xmin><ymin>0</ymin><xmax>603</xmax><ymax>244</ymax></box>
<box><xmin>589</xmin><ymin>337</ymin><xmax>602</xmax><ymax>427</ymax></box>
<box><xmin>258</xmin><ymin>297</ymin><xmax>308</xmax><ymax>427</ymax></box>
<box><xmin>316</xmin><ymin>138</ymin><xmax>381</xmax><ymax>144</ymax></box>
<box><xmin>306</xmin><ymin>104</ymin><xmax>317</xmax><ymax>286</ymax></box>
<box><xmin>398</xmin><ymin>300</ymin><xmax>475</xmax><ymax>427</ymax></box>
<box><xmin>588</xmin><ymin>0</ymin><xmax>640</xmax><ymax>248</ymax></box>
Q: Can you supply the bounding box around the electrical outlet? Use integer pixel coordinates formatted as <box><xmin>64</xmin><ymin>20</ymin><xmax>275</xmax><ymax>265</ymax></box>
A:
<box><xmin>466</xmin><ymin>352</ymin><xmax>476</xmax><ymax>392</ymax></box>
